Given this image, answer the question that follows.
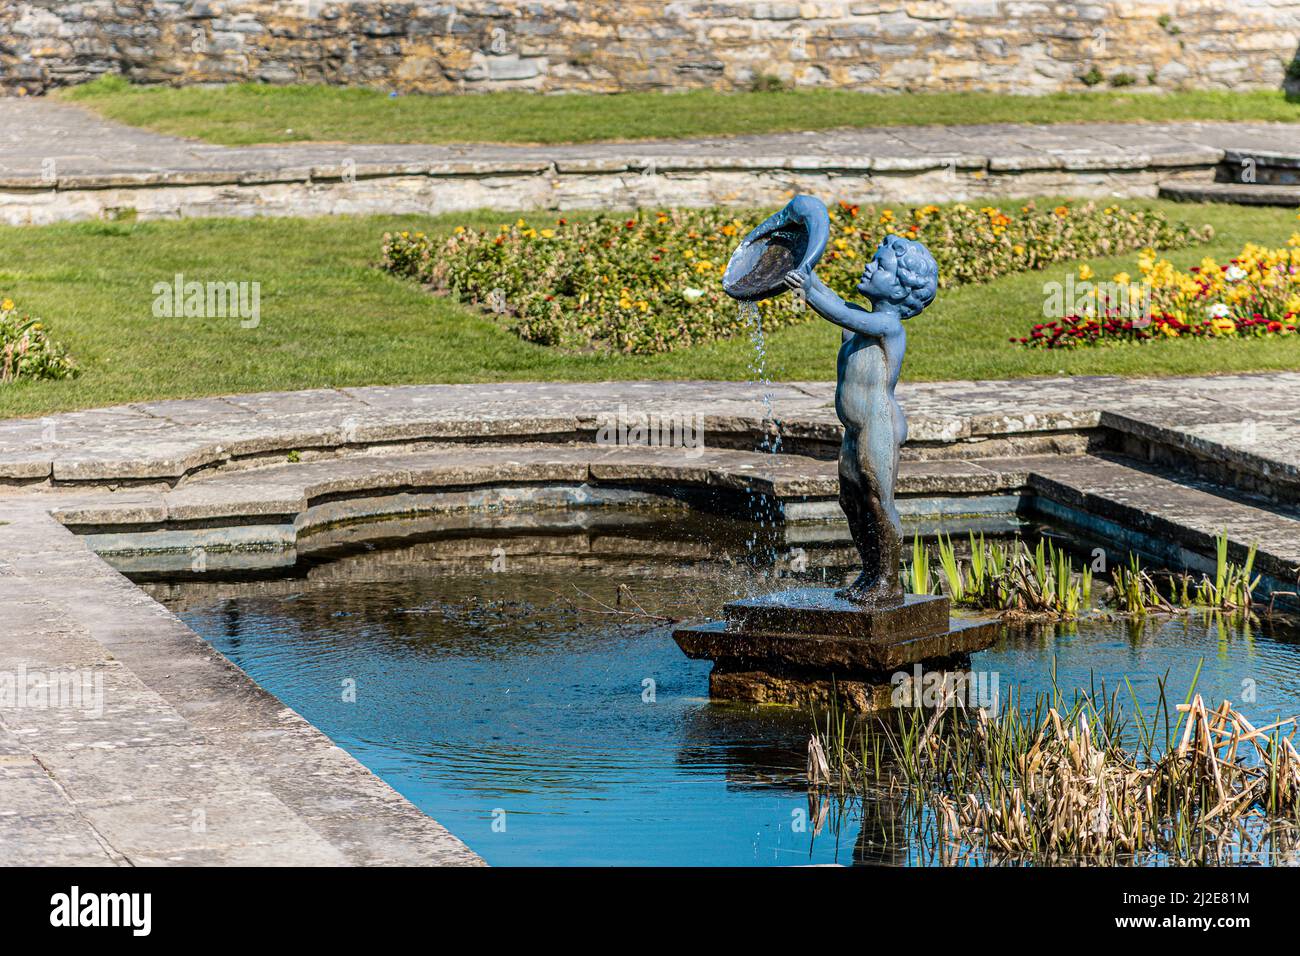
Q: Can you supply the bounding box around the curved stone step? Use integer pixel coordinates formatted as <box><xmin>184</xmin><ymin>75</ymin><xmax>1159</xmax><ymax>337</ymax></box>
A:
<box><xmin>1158</xmin><ymin>180</ymin><xmax>1300</xmax><ymax>206</ymax></box>
<box><xmin>1221</xmin><ymin>149</ymin><xmax>1300</xmax><ymax>186</ymax></box>
<box><xmin>40</xmin><ymin>444</ymin><xmax>1027</xmax><ymax>541</ymax></box>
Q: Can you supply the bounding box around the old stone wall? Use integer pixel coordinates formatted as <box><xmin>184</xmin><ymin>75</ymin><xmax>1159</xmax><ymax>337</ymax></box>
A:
<box><xmin>2</xmin><ymin>1</ymin><xmax>1298</xmax><ymax>96</ymax></box>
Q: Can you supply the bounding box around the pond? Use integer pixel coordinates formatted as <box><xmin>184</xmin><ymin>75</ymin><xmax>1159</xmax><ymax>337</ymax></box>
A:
<box><xmin>139</xmin><ymin>508</ymin><xmax>1300</xmax><ymax>866</ymax></box>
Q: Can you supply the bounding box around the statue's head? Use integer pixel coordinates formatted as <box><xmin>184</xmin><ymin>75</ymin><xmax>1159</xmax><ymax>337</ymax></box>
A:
<box><xmin>857</xmin><ymin>234</ymin><xmax>939</xmax><ymax>319</ymax></box>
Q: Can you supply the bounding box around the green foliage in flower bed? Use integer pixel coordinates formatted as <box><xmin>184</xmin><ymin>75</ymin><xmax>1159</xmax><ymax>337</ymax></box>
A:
<box><xmin>0</xmin><ymin>297</ymin><xmax>78</xmax><ymax>384</ymax></box>
<box><xmin>381</xmin><ymin>201</ymin><xmax>1213</xmax><ymax>354</ymax></box>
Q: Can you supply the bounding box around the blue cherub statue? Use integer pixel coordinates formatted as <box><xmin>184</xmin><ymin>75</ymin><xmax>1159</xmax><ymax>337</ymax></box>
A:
<box><xmin>783</xmin><ymin>232</ymin><xmax>939</xmax><ymax>606</ymax></box>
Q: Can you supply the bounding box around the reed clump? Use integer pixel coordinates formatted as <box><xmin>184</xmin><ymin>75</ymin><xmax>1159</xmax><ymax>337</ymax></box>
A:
<box><xmin>814</xmin><ymin>669</ymin><xmax>1300</xmax><ymax>864</ymax></box>
<box><xmin>906</xmin><ymin>530</ymin><xmax>1259</xmax><ymax>622</ymax></box>
<box><xmin>910</xmin><ymin>532</ymin><xmax>1093</xmax><ymax>620</ymax></box>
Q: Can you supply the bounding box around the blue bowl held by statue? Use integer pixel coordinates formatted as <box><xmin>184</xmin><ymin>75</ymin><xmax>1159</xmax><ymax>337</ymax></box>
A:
<box><xmin>722</xmin><ymin>195</ymin><xmax>831</xmax><ymax>302</ymax></box>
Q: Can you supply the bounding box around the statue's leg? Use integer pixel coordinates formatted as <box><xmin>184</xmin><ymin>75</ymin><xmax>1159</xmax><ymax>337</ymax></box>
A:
<box><xmin>840</xmin><ymin>422</ymin><xmax>904</xmax><ymax>605</ymax></box>
<box><xmin>837</xmin><ymin>449</ymin><xmax>881</xmax><ymax>599</ymax></box>
<box><xmin>875</xmin><ymin>439</ymin><xmax>904</xmax><ymax>599</ymax></box>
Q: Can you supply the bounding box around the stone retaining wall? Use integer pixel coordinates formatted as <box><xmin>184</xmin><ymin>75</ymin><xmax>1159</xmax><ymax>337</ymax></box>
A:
<box><xmin>0</xmin><ymin>160</ymin><xmax>1216</xmax><ymax>227</ymax></box>
<box><xmin>2</xmin><ymin>1</ymin><xmax>1298</xmax><ymax>97</ymax></box>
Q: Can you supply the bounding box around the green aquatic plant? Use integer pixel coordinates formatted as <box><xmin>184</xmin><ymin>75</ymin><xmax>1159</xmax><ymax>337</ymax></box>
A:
<box><xmin>913</xmin><ymin>533</ymin><xmax>1261</xmax><ymax>622</ymax></box>
<box><xmin>928</xmin><ymin>533</ymin><xmax>1087</xmax><ymax>619</ymax></box>
<box><xmin>1111</xmin><ymin>553</ymin><xmax>1166</xmax><ymax>614</ymax></box>
<box><xmin>936</xmin><ymin>532</ymin><xmax>964</xmax><ymax>602</ymax></box>
<box><xmin>1195</xmin><ymin>532</ymin><xmax>1258</xmax><ymax>610</ymax></box>
<box><xmin>908</xmin><ymin>533</ymin><xmax>933</xmax><ymax>595</ymax></box>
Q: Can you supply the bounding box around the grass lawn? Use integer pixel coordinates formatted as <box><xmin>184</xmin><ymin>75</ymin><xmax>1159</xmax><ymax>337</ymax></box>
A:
<box><xmin>59</xmin><ymin>78</ymin><xmax>1300</xmax><ymax>146</ymax></box>
<box><xmin>1</xmin><ymin>199</ymin><xmax>1297</xmax><ymax>421</ymax></box>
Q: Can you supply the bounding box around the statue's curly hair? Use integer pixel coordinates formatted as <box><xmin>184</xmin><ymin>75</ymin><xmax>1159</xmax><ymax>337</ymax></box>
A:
<box><xmin>881</xmin><ymin>234</ymin><xmax>939</xmax><ymax>320</ymax></box>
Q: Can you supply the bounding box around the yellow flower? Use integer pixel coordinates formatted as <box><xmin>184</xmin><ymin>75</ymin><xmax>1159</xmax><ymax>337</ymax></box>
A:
<box><xmin>1112</xmin><ymin>272</ymin><xmax>1130</xmax><ymax>286</ymax></box>
<box><xmin>1078</xmin><ymin>264</ymin><xmax>1094</xmax><ymax>281</ymax></box>
<box><xmin>1</xmin><ymin>299</ymin><xmax>12</xmax><ymax>311</ymax></box>
<box><xmin>540</xmin><ymin>229</ymin><xmax>555</xmax><ymax>239</ymax></box>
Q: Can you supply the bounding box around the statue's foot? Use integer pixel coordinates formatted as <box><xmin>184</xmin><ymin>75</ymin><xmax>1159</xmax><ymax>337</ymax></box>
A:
<box><xmin>836</xmin><ymin>575</ymin><xmax>904</xmax><ymax>608</ymax></box>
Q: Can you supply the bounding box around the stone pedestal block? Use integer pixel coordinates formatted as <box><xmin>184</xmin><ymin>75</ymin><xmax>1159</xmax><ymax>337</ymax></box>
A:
<box><xmin>673</xmin><ymin>586</ymin><xmax>998</xmax><ymax>710</ymax></box>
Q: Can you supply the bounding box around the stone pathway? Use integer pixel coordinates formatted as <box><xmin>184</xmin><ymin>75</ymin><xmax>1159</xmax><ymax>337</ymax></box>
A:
<box><xmin>0</xmin><ymin>496</ymin><xmax>484</xmax><ymax>866</ymax></box>
<box><xmin>4</xmin><ymin>371</ymin><xmax>1300</xmax><ymax>864</ymax></box>
<box><xmin>2</xmin><ymin>98</ymin><xmax>1296</xmax><ymax>222</ymax></box>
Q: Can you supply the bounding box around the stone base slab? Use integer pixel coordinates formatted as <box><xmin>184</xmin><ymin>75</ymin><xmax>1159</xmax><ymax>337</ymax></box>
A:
<box><xmin>673</xmin><ymin>615</ymin><xmax>999</xmax><ymax>674</ymax></box>
<box><xmin>725</xmin><ymin>589</ymin><xmax>950</xmax><ymax>641</ymax></box>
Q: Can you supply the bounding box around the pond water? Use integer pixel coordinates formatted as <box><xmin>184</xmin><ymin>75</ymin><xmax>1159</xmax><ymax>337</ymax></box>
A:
<box><xmin>144</xmin><ymin>509</ymin><xmax>1300</xmax><ymax>866</ymax></box>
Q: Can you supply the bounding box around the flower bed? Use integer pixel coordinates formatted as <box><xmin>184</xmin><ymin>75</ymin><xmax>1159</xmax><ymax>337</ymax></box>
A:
<box><xmin>1</xmin><ymin>298</ymin><xmax>78</xmax><ymax>384</ymax></box>
<box><xmin>381</xmin><ymin>201</ymin><xmax>1212</xmax><ymax>355</ymax></box>
<box><xmin>1019</xmin><ymin>227</ymin><xmax>1300</xmax><ymax>349</ymax></box>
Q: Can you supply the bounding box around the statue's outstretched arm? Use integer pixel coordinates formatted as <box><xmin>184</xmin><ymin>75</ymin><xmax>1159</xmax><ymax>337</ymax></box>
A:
<box><xmin>783</xmin><ymin>271</ymin><xmax>894</xmax><ymax>338</ymax></box>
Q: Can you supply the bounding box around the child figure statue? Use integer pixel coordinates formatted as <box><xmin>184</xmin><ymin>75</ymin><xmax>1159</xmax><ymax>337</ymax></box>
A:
<box><xmin>783</xmin><ymin>234</ymin><xmax>939</xmax><ymax>606</ymax></box>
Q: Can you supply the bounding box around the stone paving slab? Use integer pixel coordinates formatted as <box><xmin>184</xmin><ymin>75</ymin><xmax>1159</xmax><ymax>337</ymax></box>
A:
<box><xmin>1</xmin><ymin>100</ymin><xmax>1295</xmax><ymax>222</ymax></box>
<box><xmin>5</xmin><ymin>373</ymin><xmax>1299</xmax><ymax>493</ymax></box>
